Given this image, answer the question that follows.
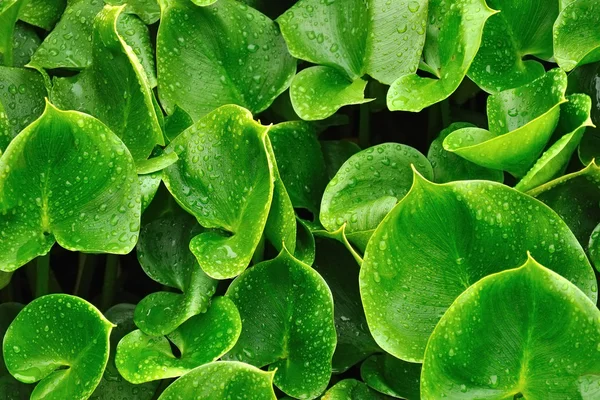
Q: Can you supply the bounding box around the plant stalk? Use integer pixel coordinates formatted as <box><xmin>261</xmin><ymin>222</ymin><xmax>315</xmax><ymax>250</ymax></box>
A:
<box><xmin>101</xmin><ymin>254</ymin><xmax>119</xmax><ymax>311</ymax></box>
<box><xmin>35</xmin><ymin>253</ymin><xmax>50</xmax><ymax>298</ymax></box>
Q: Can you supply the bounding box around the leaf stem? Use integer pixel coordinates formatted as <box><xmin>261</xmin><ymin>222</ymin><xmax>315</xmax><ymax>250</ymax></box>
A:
<box><xmin>101</xmin><ymin>254</ymin><xmax>119</xmax><ymax>311</ymax></box>
<box><xmin>359</xmin><ymin>103</ymin><xmax>370</xmax><ymax>149</ymax></box>
<box><xmin>35</xmin><ymin>253</ymin><xmax>50</xmax><ymax>298</ymax></box>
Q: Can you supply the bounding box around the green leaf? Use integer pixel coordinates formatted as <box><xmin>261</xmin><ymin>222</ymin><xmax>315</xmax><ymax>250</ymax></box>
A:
<box><xmin>3</xmin><ymin>294</ymin><xmax>113</xmax><ymax>400</ymax></box>
<box><xmin>50</xmin><ymin>5</ymin><xmax>163</xmax><ymax>162</ymax></box>
<box><xmin>468</xmin><ymin>0</ymin><xmax>557</xmax><ymax>93</ymax></box>
<box><xmin>527</xmin><ymin>161</ymin><xmax>600</xmax><ymax>246</ymax></box>
<box><xmin>320</xmin><ymin>143</ymin><xmax>433</xmax><ymax>250</ymax></box>
<box><xmin>163</xmin><ymin>105</ymin><xmax>193</xmax><ymax>143</ymax></box>
<box><xmin>322</xmin><ymin>379</ymin><xmax>384</xmax><ymax>400</ymax></box>
<box><xmin>224</xmin><ymin>249</ymin><xmax>336</xmax><ymax>399</ymax></box>
<box><xmin>163</xmin><ymin>105</ymin><xmax>274</xmax><ymax>280</ymax></box>
<box><xmin>241</xmin><ymin>0</ymin><xmax>295</xmax><ymax>19</ymax></box>
<box><xmin>0</xmin><ymin>0</ymin><xmax>26</xmax><ymax>67</ymax></box>
<box><xmin>554</xmin><ymin>0</ymin><xmax>600</xmax><ymax>72</ymax></box>
<box><xmin>421</xmin><ymin>256</ymin><xmax>600</xmax><ymax>399</ymax></box>
<box><xmin>320</xmin><ymin>140</ymin><xmax>361</xmax><ymax>180</ymax></box>
<box><xmin>0</xmin><ymin>22</ymin><xmax>41</xmax><ymax>67</ymax></box>
<box><xmin>312</xmin><ymin>237</ymin><xmax>380</xmax><ymax>373</ymax></box>
<box><xmin>360</xmin><ymin>354</ymin><xmax>421</xmax><ymax>399</ymax></box>
<box><xmin>360</xmin><ymin>172</ymin><xmax>597</xmax><ymax>363</ymax></box>
<box><xmin>590</xmin><ymin>223</ymin><xmax>600</xmax><ymax>270</ymax></box>
<box><xmin>0</xmin><ymin>101</ymin><xmax>140</xmax><ymax>272</ymax></box>
<box><xmin>516</xmin><ymin>94</ymin><xmax>594</xmax><ymax>192</ymax></box>
<box><xmin>0</xmin><ymin>303</ymin><xmax>32</xmax><ymax>400</ymax></box>
<box><xmin>136</xmin><ymin>152</ymin><xmax>178</xmax><ymax>175</ymax></box>
<box><xmin>19</xmin><ymin>0</ymin><xmax>66</xmax><ymax>30</ymax></box>
<box><xmin>156</xmin><ymin>0</ymin><xmax>296</xmax><ymax>120</ymax></box>
<box><xmin>443</xmin><ymin>69</ymin><xmax>568</xmax><ymax>177</ymax></box>
<box><xmin>139</xmin><ymin>172</ymin><xmax>161</xmax><ymax>213</ymax></box>
<box><xmin>279</xmin><ymin>0</ymin><xmax>427</xmax><ymax>120</ymax></box>
<box><xmin>387</xmin><ymin>0</ymin><xmax>496</xmax><ymax>112</ymax></box>
<box><xmin>90</xmin><ymin>304</ymin><xmax>159</xmax><ymax>400</ymax></box>
<box><xmin>0</xmin><ymin>66</ymin><xmax>47</xmax><ymax>151</ymax></box>
<box><xmin>135</xmin><ymin>195</ymin><xmax>216</xmax><ymax>336</ymax></box>
<box><xmin>156</xmin><ymin>361</ymin><xmax>276</xmax><ymax>400</ymax></box>
<box><xmin>116</xmin><ymin>297</ymin><xmax>241</xmax><ymax>383</ymax></box>
<box><xmin>105</xmin><ymin>0</ymin><xmax>160</xmax><ymax>25</ymax></box>
<box><xmin>428</xmin><ymin>122</ymin><xmax>504</xmax><ymax>183</ymax></box>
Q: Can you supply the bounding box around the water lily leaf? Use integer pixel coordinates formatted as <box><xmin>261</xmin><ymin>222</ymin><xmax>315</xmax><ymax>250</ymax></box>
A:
<box><xmin>19</xmin><ymin>0</ymin><xmax>66</xmax><ymax>30</ymax></box>
<box><xmin>421</xmin><ymin>256</ymin><xmax>600</xmax><ymax>399</ymax></box>
<box><xmin>322</xmin><ymin>379</ymin><xmax>384</xmax><ymax>400</ymax></box>
<box><xmin>468</xmin><ymin>0</ymin><xmax>557</xmax><ymax>93</ymax></box>
<box><xmin>116</xmin><ymin>297</ymin><xmax>241</xmax><ymax>383</ymax></box>
<box><xmin>0</xmin><ymin>22</ymin><xmax>41</xmax><ymax>67</ymax></box>
<box><xmin>163</xmin><ymin>105</ymin><xmax>273</xmax><ymax>280</ymax></box>
<box><xmin>90</xmin><ymin>304</ymin><xmax>159</xmax><ymax>400</ymax></box>
<box><xmin>0</xmin><ymin>302</ymin><xmax>32</xmax><ymax>400</ymax></box>
<box><xmin>0</xmin><ymin>66</ymin><xmax>47</xmax><ymax>152</ymax></box>
<box><xmin>554</xmin><ymin>0</ymin><xmax>600</xmax><ymax>72</ymax></box>
<box><xmin>51</xmin><ymin>5</ymin><xmax>164</xmax><ymax>162</ymax></box>
<box><xmin>360</xmin><ymin>354</ymin><xmax>421</xmax><ymax>399</ymax></box>
<box><xmin>387</xmin><ymin>0</ymin><xmax>495</xmax><ymax>112</ymax></box>
<box><xmin>224</xmin><ymin>249</ymin><xmax>336</xmax><ymax>399</ymax></box>
<box><xmin>428</xmin><ymin>122</ymin><xmax>504</xmax><ymax>183</ymax></box>
<box><xmin>444</xmin><ymin>69</ymin><xmax>568</xmax><ymax>177</ymax></box>
<box><xmin>320</xmin><ymin>143</ymin><xmax>433</xmax><ymax>250</ymax></box>
<box><xmin>360</xmin><ymin>172</ymin><xmax>597</xmax><ymax>363</ymax></box>
<box><xmin>156</xmin><ymin>361</ymin><xmax>276</xmax><ymax>400</ymax></box>
<box><xmin>156</xmin><ymin>0</ymin><xmax>295</xmax><ymax>121</ymax></box>
<box><xmin>516</xmin><ymin>94</ymin><xmax>594</xmax><ymax>192</ymax></box>
<box><xmin>3</xmin><ymin>294</ymin><xmax>113</xmax><ymax>400</ymax></box>
<box><xmin>321</xmin><ymin>140</ymin><xmax>361</xmax><ymax>179</ymax></box>
<box><xmin>528</xmin><ymin>161</ymin><xmax>600</xmax><ymax>247</ymax></box>
<box><xmin>279</xmin><ymin>0</ymin><xmax>427</xmax><ymax>120</ymax></box>
<box><xmin>105</xmin><ymin>0</ymin><xmax>160</xmax><ymax>25</ymax></box>
<box><xmin>135</xmin><ymin>195</ymin><xmax>216</xmax><ymax>336</ymax></box>
<box><xmin>269</xmin><ymin>121</ymin><xmax>328</xmax><ymax>217</ymax></box>
<box><xmin>312</xmin><ymin>237</ymin><xmax>380</xmax><ymax>373</ymax></box>
<box><xmin>0</xmin><ymin>101</ymin><xmax>140</xmax><ymax>272</ymax></box>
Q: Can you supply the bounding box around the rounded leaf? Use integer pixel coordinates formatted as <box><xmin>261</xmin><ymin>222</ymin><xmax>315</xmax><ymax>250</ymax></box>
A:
<box><xmin>360</xmin><ymin>354</ymin><xmax>421</xmax><ymax>399</ymax></box>
<box><xmin>554</xmin><ymin>0</ymin><xmax>600</xmax><ymax>72</ymax></box>
<box><xmin>322</xmin><ymin>379</ymin><xmax>384</xmax><ymax>400</ymax></box>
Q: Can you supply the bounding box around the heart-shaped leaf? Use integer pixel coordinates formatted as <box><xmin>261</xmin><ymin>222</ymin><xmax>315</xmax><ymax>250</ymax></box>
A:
<box><xmin>156</xmin><ymin>0</ymin><xmax>296</xmax><ymax>121</ymax></box>
<box><xmin>0</xmin><ymin>101</ymin><xmax>140</xmax><ymax>272</ymax></box>
<box><xmin>360</xmin><ymin>354</ymin><xmax>421</xmax><ymax>399</ymax></box>
<box><xmin>387</xmin><ymin>0</ymin><xmax>495</xmax><ymax>112</ymax></box>
<box><xmin>322</xmin><ymin>379</ymin><xmax>384</xmax><ymax>400</ymax></box>
<box><xmin>105</xmin><ymin>0</ymin><xmax>160</xmax><ymax>25</ymax></box>
<box><xmin>554</xmin><ymin>0</ymin><xmax>600</xmax><ymax>72</ymax></box>
<box><xmin>0</xmin><ymin>66</ymin><xmax>47</xmax><ymax>152</ymax></box>
<box><xmin>116</xmin><ymin>296</ymin><xmax>241</xmax><ymax>383</ymax></box>
<box><xmin>443</xmin><ymin>68</ymin><xmax>568</xmax><ymax>177</ymax></box>
<box><xmin>3</xmin><ymin>294</ymin><xmax>113</xmax><ymax>400</ymax></box>
<box><xmin>90</xmin><ymin>304</ymin><xmax>159</xmax><ymax>400</ymax></box>
<box><xmin>134</xmin><ymin>190</ymin><xmax>217</xmax><ymax>336</ymax></box>
<box><xmin>360</xmin><ymin>172</ymin><xmax>597</xmax><ymax>362</ymax></box>
<box><xmin>0</xmin><ymin>302</ymin><xmax>31</xmax><ymax>400</ymax></box>
<box><xmin>278</xmin><ymin>0</ymin><xmax>427</xmax><ymax>120</ymax></box>
<box><xmin>468</xmin><ymin>0</ymin><xmax>557</xmax><ymax>93</ymax></box>
<box><xmin>156</xmin><ymin>361</ymin><xmax>276</xmax><ymax>400</ymax></box>
<box><xmin>421</xmin><ymin>256</ymin><xmax>600</xmax><ymax>399</ymax></box>
<box><xmin>516</xmin><ymin>93</ymin><xmax>594</xmax><ymax>192</ymax></box>
<box><xmin>428</xmin><ymin>122</ymin><xmax>504</xmax><ymax>183</ymax></box>
<box><xmin>50</xmin><ymin>5</ymin><xmax>164</xmax><ymax>162</ymax></box>
<box><xmin>313</xmin><ymin>237</ymin><xmax>380</xmax><ymax>373</ymax></box>
<box><xmin>224</xmin><ymin>249</ymin><xmax>336</xmax><ymax>399</ymax></box>
<box><xmin>163</xmin><ymin>105</ymin><xmax>274</xmax><ymax>280</ymax></box>
<box><xmin>320</xmin><ymin>143</ymin><xmax>433</xmax><ymax>251</ymax></box>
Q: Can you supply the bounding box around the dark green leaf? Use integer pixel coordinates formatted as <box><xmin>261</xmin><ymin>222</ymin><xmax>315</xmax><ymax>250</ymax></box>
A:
<box><xmin>361</xmin><ymin>354</ymin><xmax>421</xmax><ymax>399</ymax></box>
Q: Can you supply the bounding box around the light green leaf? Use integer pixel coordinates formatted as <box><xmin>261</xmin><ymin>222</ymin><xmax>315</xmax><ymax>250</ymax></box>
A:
<box><xmin>320</xmin><ymin>143</ymin><xmax>433</xmax><ymax>250</ymax></box>
<box><xmin>428</xmin><ymin>122</ymin><xmax>504</xmax><ymax>183</ymax></box>
<box><xmin>360</xmin><ymin>172</ymin><xmax>597</xmax><ymax>362</ymax></box>
<box><xmin>0</xmin><ymin>0</ymin><xmax>26</xmax><ymax>67</ymax></box>
<box><xmin>105</xmin><ymin>0</ymin><xmax>160</xmax><ymax>25</ymax></box>
<box><xmin>139</xmin><ymin>172</ymin><xmax>161</xmax><ymax>213</ymax></box>
<box><xmin>51</xmin><ymin>5</ymin><xmax>163</xmax><ymax>162</ymax></box>
<box><xmin>156</xmin><ymin>0</ymin><xmax>295</xmax><ymax>120</ymax></box>
<box><xmin>224</xmin><ymin>249</ymin><xmax>336</xmax><ymax>399</ymax></box>
<box><xmin>421</xmin><ymin>256</ymin><xmax>600</xmax><ymax>399</ymax></box>
<box><xmin>322</xmin><ymin>379</ymin><xmax>384</xmax><ymax>400</ymax></box>
<box><xmin>468</xmin><ymin>0</ymin><xmax>557</xmax><ymax>92</ymax></box>
<box><xmin>0</xmin><ymin>66</ymin><xmax>47</xmax><ymax>152</ymax></box>
<box><xmin>361</xmin><ymin>354</ymin><xmax>421</xmax><ymax>399</ymax></box>
<box><xmin>388</xmin><ymin>0</ymin><xmax>496</xmax><ymax>112</ymax></box>
<box><xmin>116</xmin><ymin>297</ymin><xmax>241</xmax><ymax>383</ymax></box>
<box><xmin>18</xmin><ymin>0</ymin><xmax>66</xmax><ymax>30</ymax></box>
<box><xmin>554</xmin><ymin>0</ymin><xmax>600</xmax><ymax>72</ymax></box>
<box><xmin>156</xmin><ymin>362</ymin><xmax>276</xmax><ymax>400</ymax></box>
<box><xmin>516</xmin><ymin>94</ymin><xmax>594</xmax><ymax>192</ymax></box>
<box><xmin>90</xmin><ymin>304</ymin><xmax>159</xmax><ymax>400</ymax></box>
<box><xmin>0</xmin><ymin>101</ymin><xmax>140</xmax><ymax>272</ymax></box>
<box><xmin>0</xmin><ymin>303</ymin><xmax>31</xmax><ymax>400</ymax></box>
<box><xmin>590</xmin><ymin>223</ymin><xmax>600</xmax><ymax>270</ymax></box>
<box><xmin>3</xmin><ymin>294</ymin><xmax>113</xmax><ymax>400</ymax></box>
<box><xmin>444</xmin><ymin>69</ymin><xmax>568</xmax><ymax>177</ymax></box>
<box><xmin>163</xmin><ymin>105</ymin><xmax>193</xmax><ymax>143</ymax></box>
<box><xmin>136</xmin><ymin>152</ymin><xmax>178</xmax><ymax>175</ymax></box>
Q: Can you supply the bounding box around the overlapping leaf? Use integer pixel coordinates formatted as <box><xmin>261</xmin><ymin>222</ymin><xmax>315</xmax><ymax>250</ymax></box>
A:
<box><xmin>0</xmin><ymin>303</ymin><xmax>31</xmax><ymax>400</ymax></box>
<box><xmin>554</xmin><ymin>0</ymin><xmax>600</xmax><ymax>72</ymax></box>
<box><xmin>360</xmin><ymin>354</ymin><xmax>421</xmax><ymax>399</ymax></box>
<box><xmin>322</xmin><ymin>379</ymin><xmax>384</xmax><ymax>400</ymax></box>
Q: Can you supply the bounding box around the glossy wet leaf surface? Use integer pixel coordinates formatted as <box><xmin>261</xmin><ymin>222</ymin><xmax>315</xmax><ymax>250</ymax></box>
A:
<box><xmin>360</xmin><ymin>354</ymin><xmax>421</xmax><ymax>399</ymax></box>
<box><xmin>360</xmin><ymin>172</ymin><xmax>596</xmax><ymax>362</ymax></box>
<box><xmin>554</xmin><ymin>0</ymin><xmax>600</xmax><ymax>72</ymax></box>
<box><xmin>3</xmin><ymin>294</ymin><xmax>113</xmax><ymax>400</ymax></box>
<box><xmin>0</xmin><ymin>302</ymin><xmax>31</xmax><ymax>400</ymax></box>
<box><xmin>421</xmin><ymin>256</ymin><xmax>600</xmax><ymax>399</ymax></box>
<box><xmin>225</xmin><ymin>249</ymin><xmax>336</xmax><ymax>399</ymax></box>
<box><xmin>0</xmin><ymin>102</ymin><xmax>140</xmax><ymax>272</ymax></box>
<box><xmin>322</xmin><ymin>379</ymin><xmax>384</xmax><ymax>400</ymax></box>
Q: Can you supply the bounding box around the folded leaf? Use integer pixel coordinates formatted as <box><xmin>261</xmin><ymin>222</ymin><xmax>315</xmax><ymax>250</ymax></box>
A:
<box><xmin>19</xmin><ymin>0</ymin><xmax>66</xmax><ymax>30</ymax></box>
<box><xmin>360</xmin><ymin>354</ymin><xmax>421</xmax><ymax>399</ymax></box>
<box><xmin>0</xmin><ymin>22</ymin><xmax>41</xmax><ymax>67</ymax></box>
<box><xmin>322</xmin><ymin>379</ymin><xmax>384</xmax><ymax>400</ymax></box>
<box><xmin>554</xmin><ymin>0</ymin><xmax>600</xmax><ymax>71</ymax></box>
<box><xmin>105</xmin><ymin>0</ymin><xmax>160</xmax><ymax>25</ymax></box>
